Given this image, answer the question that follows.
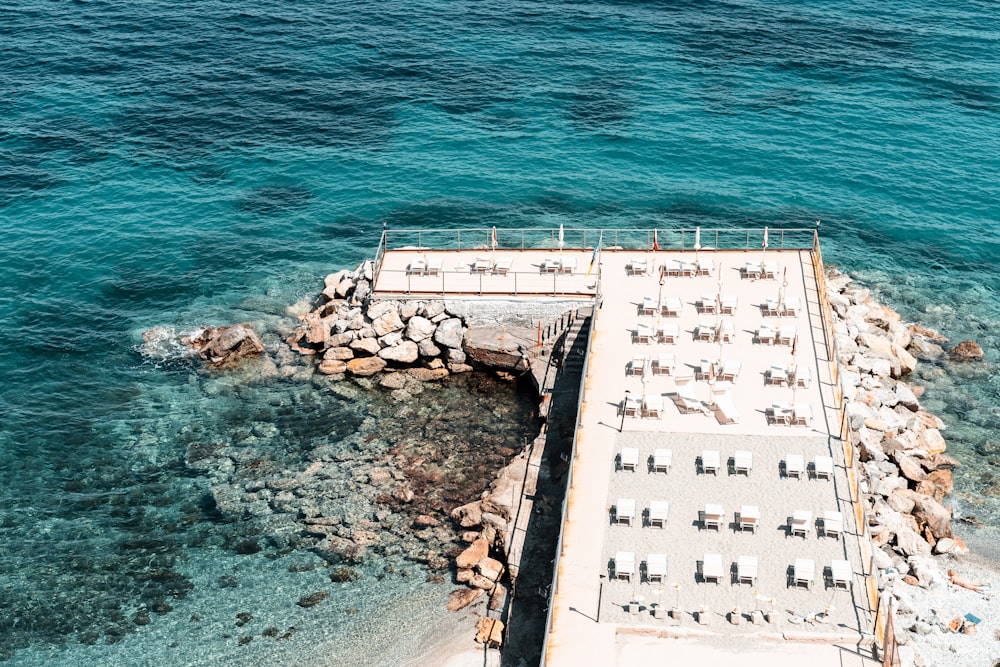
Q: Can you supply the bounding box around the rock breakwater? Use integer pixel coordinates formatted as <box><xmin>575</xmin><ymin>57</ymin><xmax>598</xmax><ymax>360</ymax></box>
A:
<box><xmin>826</xmin><ymin>268</ymin><xmax>996</xmax><ymax>666</ymax></box>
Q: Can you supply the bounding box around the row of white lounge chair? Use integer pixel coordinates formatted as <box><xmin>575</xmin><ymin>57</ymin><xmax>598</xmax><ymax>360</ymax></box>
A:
<box><xmin>635</xmin><ymin>295</ymin><xmax>801</xmax><ymax>318</ymax></box>
<box><xmin>624</xmin><ymin>258</ymin><xmax>784</xmax><ymax>281</ymax></box>
<box><xmin>617</xmin><ymin>449</ymin><xmax>834</xmax><ymax>479</ymax></box>
<box><xmin>631</xmin><ymin>321</ymin><xmax>799</xmax><ymax>346</ymax></box>
<box><xmin>611</xmin><ymin>500</ymin><xmax>844</xmax><ymax>539</ymax></box>
<box><xmin>610</xmin><ymin>552</ymin><xmax>852</xmax><ymax>590</ymax></box>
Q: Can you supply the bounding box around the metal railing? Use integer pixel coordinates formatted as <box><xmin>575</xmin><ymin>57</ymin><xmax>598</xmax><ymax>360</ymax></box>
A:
<box><xmin>375</xmin><ymin>226</ymin><xmax>819</xmax><ymax>259</ymax></box>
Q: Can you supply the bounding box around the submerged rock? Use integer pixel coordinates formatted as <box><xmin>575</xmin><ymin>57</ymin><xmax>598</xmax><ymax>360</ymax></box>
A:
<box><xmin>949</xmin><ymin>339</ymin><xmax>984</xmax><ymax>361</ymax></box>
<box><xmin>184</xmin><ymin>324</ymin><xmax>266</xmax><ymax>368</ymax></box>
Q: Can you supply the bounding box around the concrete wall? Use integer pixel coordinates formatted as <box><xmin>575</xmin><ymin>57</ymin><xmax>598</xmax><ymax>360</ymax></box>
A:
<box><xmin>442</xmin><ymin>298</ymin><xmax>593</xmax><ymax>328</ymax></box>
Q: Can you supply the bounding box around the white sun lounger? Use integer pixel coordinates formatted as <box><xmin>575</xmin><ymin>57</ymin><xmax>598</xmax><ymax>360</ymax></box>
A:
<box><xmin>652</xmin><ymin>449</ymin><xmax>672</xmax><ymax>473</ymax></box>
<box><xmin>814</xmin><ymin>455</ymin><xmax>834</xmax><ymax>480</ymax></box>
<box><xmin>733</xmin><ymin>450</ymin><xmax>753</xmax><ymax>475</ymax></box>
<box><xmin>737</xmin><ymin>556</ymin><xmax>758</xmax><ymax>585</ymax></box>
<box><xmin>714</xmin><ymin>395</ymin><xmax>740</xmax><ymax>424</ymax></box>
<box><xmin>696</xmin><ymin>256</ymin><xmax>714</xmax><ymax>276</ymax></box>
<box><xmin>739</xmin><ymin>505</ymin><xmax>760</xmax><ymax>533</ymax></box>
<box><xmin>793</xmin><ymin>558</ymin><xmax>815</xmax><ymax>589</ymax></box>
<box><xmin>767</xmin><ymin>366</ymin><xmax>788</xmax><ymax>386</ymax></box>
<box><xmin>831</xmin><ymin>559</ymin><xmax>852</xmax><ymax>590</ymax></box>
<box><xmin>720</xmin><ymin>295</ymin><xmax>738</xmax><ymax>314</ymax></box>
<box><xmin>649</xmin><ymin>500</ymin><xmax>669</xmax><ymax>528</ymax></box>
<box><xmin>782</xmin><ymin>296</ymin><xmax>801</xmax><ymax>316</ymax></box>
<box><xmin>697</xmin><ymin>295</ymin><xmax>717</xmax><ymax>314</ymax></box>
<box><xmin>628</xmin><ymin>258</ymin><xmax>647</xmax><ymax>276</ymax></box>
<box><xmin>639</xmin><ymin>296</ymin><xmax>657</xmax><ymax>316</ymax></box>
<box><xmin>776</xmin><ymin>325</ymin><xmax>796</xmax><ymax>346</ymax></box>
<box><xmin>615</xmin><ymin>498</ymin><xmax>636</xmax><ymax>526</ymax></box>
<box><xmin>794</xmin><ymin>364</ymin><xmax>812</xmax><ymax>387</ymax></box>
<box><xmin>720</xmin><ymin>360</ymin><xmax>741</xmax><ymax>381</ymax></box>
<box><xmin>472</xmin><ymin>256</ymin><xmax>492</xmax><ymax>273</ymax></box>
<box><xmin>633</xmin><ymin>322</ymin><xmax>654</xmax><ymax>344</ymax></box>
<box><xmin>646</xmin><ymin>553</ymin><xmax>668</xmax><ymax>583</ymax></box>
<box><xmin>619</xmin><ymin>447</ymin><xmax>639</xmax><ymax>471</ymax></box>
<box><xmin>823</xmin><ymin>511</ymin><xmax>844</xmax><ymax>539</ymax></box>
<box><xmin>492</xmin><ymin>258</ymin><xmax>512</xmax><ymax>275</ymax></box>
<box><xmin>703</xmin><ymin>503</ymin><xmax>723</xmax><ymax>531</ymax></box>
<box><xmin>628</xmin><ymin>354</ymin><xmax>648</xmax><ymax>376</ymax></box>
<box><xmin>790</xmin><ymin>510</ymin><xmax>813</xmax><ymax>538</ymax></box>
<box><xmin>792</xmin><ymin>403</ymin><xmax>812</xmax><ymax>425</ymax></box>
<box><xmin>641</xmin><ymin>394</ymin><xmax>663</xmax><ymax>418</ymax></box>
<box><xmin>697</xmin><ymin>322</ymin><xmax>717</xmax><ymax>341</ymax></box>
<box><xmin>652</xmin><ymin>353</ymin><xmax>674</xmax><ymax>375</ymax></box>
<box><xmin>701</xmin><ymin>450</ymin><xmax>721</xmax><ymax>475</ymax></box>
<box><xmin>762</xmin><ymin>260</ymin><xmax>779</xmax><ymax>279</ymax></box>
<box><xmin>615</xmin><ymin>551</ymin><xmax>635</xmax><ymax>580</ymax></box>
<box><xmin>424</xmin><ymin>257</ymin><xmax>443</xmax><ymax>275</ymax></box>
<box><xmin>702</xmin><ymin>553</ymin><xmax>724</xmax><ymax>584</ymax></box>
<box><xmin>744</xmin><ymin>262</ymin><xmax>762</xmax><ymax>279</ymax></box>
<box><xmin>407</xmin><ymin>258</ymin><xmax>427</xmax><ymax>275</ymax></box>
<box><xmin>757</xmin><ymin>326</ymin><xmax>776</xmax><ymax>345</ymax></box>
<box><xmin>660</xmin><ymin>296</ymin><xmax>682</xmax><ymax>317</ymax></box>
<box><xmin>764</xmin><ymin>298</ymin><xmax>781</xmax><ymax>317</ymax></box>
<box><xmin>541</xmin><ymin>256</ymin><xmax>560</xmax><ymax>273</ymax></box>
<box><xmin>559</xmin><ymin>257</ymin><xmax>576</xmax><ymax>273</ymax></box>
<box><xmin>720</xmin><ymin>319</ymin><xmax>735</xmax><ymax>342</ymax></box>
<box><xmin>657</xmin><ymin>322</ymin><xmax>680</xmax><ymax>343</ymax></box>
<box><xmin>622</xmin><ymin>395</ymin><xmax>640</xmax><ymax>417</ymax></box>
<box><xmin>786</xmin><ymin>454</ymin><xmax>805</xmax><ymax>479</ymax></box>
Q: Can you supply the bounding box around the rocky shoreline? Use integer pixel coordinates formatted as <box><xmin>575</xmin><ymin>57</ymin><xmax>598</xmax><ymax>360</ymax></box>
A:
<box><xmin>825</xmin><ymin>268</ymin><xmax>994</xmax><ymax>667</ymax></box>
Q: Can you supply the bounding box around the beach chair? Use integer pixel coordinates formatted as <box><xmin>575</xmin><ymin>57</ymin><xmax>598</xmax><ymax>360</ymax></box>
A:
<box><xmin>700</xmin><ymin>450</ymin><xmax>721</xmax><ymax>476</ymax></box>
<box><xmin>407</xmin><ymin>258</ymin><xmax>426</xmax><ymax>275</ymax></box>
<box><xmin>425</xmin><ymin>257</ymin><xmax>443</xmax><ymax>276</ymax></box>
<box><xmin>743</xmin><ymin>262</ymin><xmax>762</xmax><ymax>279</ymax></box>
<box><xmin>628</xmin><ymin>354</ymin><xmax>648</xmax><ymax>376</ymax></box>
<box><xmin>656</xmin><ymin>322</ymin><xmax>679</xmax><ymax>344</ymax></box>
<box><xmin>619</xmin><ymin>447</ymin><xmax>639</xmax><ymax>471</ymax></box>
<box><xmin>614</xmin><ymin>552</ymin><xmax>635</xmax><ymax>581</ymax></box>
<box><xmin>794</xmin><ymin>364</ymin><xmax>812</xmax><ymax>387</ymax></box>
<box><xmin>646</xmin><ymin>554</ymin><xmax>668</xmax><ymax>583</ymax></box>
<box><xmin>614</xmin><ymin>498</ymin><xmax>636</xmax><ymax>526</ymax></box>
<box><xmin>648</xmin><ymin>500</ymin><xmax>669</xmax><ymax>528</ymax></box>
<box><xmin>541</xmin><ymin>256</ymin><xmax>559</xmax><ymax>273</ymax></box>
<box><xmin>622</xmin><ymin>395</ymin><xmax>640</xmax><ymax>417</ymax></box>
<box><xmin>697</xmin><ymin>322</ymin><xmax>717</xmax><ymax>342</ymax></box>
<box><xmin>674</xmin><ymin>385</ymin><xmax>702</xmax><ymax>414</ymax></box>
<box><xmin>652</xmin><ymin>449</ymin><xmax>672</xmax><ymax>474</ymax></box>
<box><xmin>697</xmin><ymin>295</ymin><xmax>717</xmax><ymax>314</ymax></box>
<box><xmin>711</xmin><ymin>380</ymin><xmax>733</xmax><ymax>395</ymax></box>
<box><xmin>790</xmin><ymin>510</ymin><xmax>812</xmax><ymax>538</ymax></box>
<box><xmin>733</xmin><ymin>450</ymin><xmax>753</xmax><ymax>476</ymax></box>
<box><xmin>492</xmin><ymin>258</ymin><xmax>512</xmax><ymax>275</ymax></box>
<box><xmin>776</xmin><ymin>325</ymin><xmax>796</xmax><ymax>346</ymax></box>
<box><xmin>641</xmin><ymin>394</ymin><xmax>663</xmax><ymax>419</ymax></box>
<box><xmin>763</xmin><ymin>298</ymin><xmax>781</xmax><ymax>317</ymax></box>
<box><xmin>793</xmin><ymin>558</ymin><xmax>815</xmax><ymax>589</ymax></box>
<box><xmin>770</xmin><ymin>403</ymin><xmax>793</xmax><ymax>425</ymax></box>
<box><xmin>633</xmin><ymin>322</ymin><xmax>653</xmax><ymax>344</ymax></box>
<box><xmin>813</xmin><ymin>455</ymin><xmax>834</xmax><ymax>480</ymax></box>
<box><xmin>720</xmin><ymin>295</ymin><xmax>738</xmax><ymax>315</ymax></box>
<box><xmin>472</xmin><ymin>257</ymin><xmax>492</xmax><ymax>273</ymax></box>
<box><xmin>652</xmin><ymin>353</ymin><xmax>674</xmax><ymax>375</ymax></box>
<box><xmin>703</xmin><ymin>504</ymin><xmax>724</xmax><ymax>531</ymax></box>
<box><xmin>720</xmin><ymin>319</ymin><xmax>735</xmax><ymax>343</ymax></box>
<box><xmin>739</xmin><ymin>505</ymin><xmax>760</xmax><ymax>533</ymax></box>
<box><xmin>830</xmin><ymin>559</ymin><xmax>852</xmax><ymax>590</ymax></box>
<box><xmin>702</xmin><ymin>553</ymin><xmax>724</xmax><ymax>584</ymax></box>
<box><xmin>762</xmin><ymin>261</ymin><xmax>779</xmax><ymax>279</ymax></box>
<box><xmin>638</xmin><ymin>296</ymin><xmax>656</xmax><ymax>316</ymax></box>
<box><xmin>697</xmin><ymin>256</ymin><xmax>714</xmax><ymax>276</ymax></box>
<box><xmin>785</xmin><ymin>454</ymin><xmax>805</xmax><ymax>479</ymax></box>
<box><xmin>823</xmin><ymin>511</ymin><xmax>844</xmax><ymax>539</ymax></box>
<box><xmin>719</xmin><ymin>360</ymin><xmax>741</xmax><ymax>382</ymax></box>
<box><xmin>757</xmin><ymin>326</ymin><xmax>776</xmax><ymax>345</ymax></box>
<box><xmin>660</xmin><ymin>297</ymin><xmax>682</xmax><ymax>317</ymax></box>
<box><xmin>781</xmin><ymin>297</ymin><xmax>801</xmax><ymax>316</ymax></box>
<box><xmin>696</xmin><ymin>360</ymin><xmax>715</xmax><ymax>381</ymax></box>
<box><xmin>627</xmin><ymin>258</ymin><xmax>647</xmax><ymax>276</ymax></box>
<box><xmin>766</xmin><ymin>366</ymin><xmax>788</xmax><ymax>386</ymax></box>
<box><xmin>737</xmin><ymin>556</ymin><xmax>758</xmax><ymax>586</ymax></box>
<box><xmin>714</xmin><ymin>395</ymin><xmax>740</xmax><ymax>424</ymax></box>
<box><xmin>792</xmin><ymin>403</ymin><xmax>812</xmax><ymax>426</ymax></box>
<box><xmin>559</xmin><ymin>257</ymin><xmax>576</xmax><ymax>273</ymax></box>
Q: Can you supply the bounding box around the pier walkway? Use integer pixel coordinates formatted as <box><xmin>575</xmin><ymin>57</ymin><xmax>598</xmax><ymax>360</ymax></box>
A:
<box><xmin>544</xmin><ymin>248</ymin><xmax>878</xmax><ymax>666</ymax></box>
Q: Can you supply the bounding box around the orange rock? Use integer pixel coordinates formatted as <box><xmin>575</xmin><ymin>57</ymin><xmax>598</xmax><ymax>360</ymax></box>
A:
<box><xmin>446</xmin><ymin>588</ymin><xmax>484</xmax><ymax>611</ymax></box>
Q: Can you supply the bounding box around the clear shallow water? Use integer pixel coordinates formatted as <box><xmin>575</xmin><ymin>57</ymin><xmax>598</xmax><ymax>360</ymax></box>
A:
<box><xmin>2</xmin><ymin>0</ymin><xmax>999</xmax><ymax>663</ymax></box>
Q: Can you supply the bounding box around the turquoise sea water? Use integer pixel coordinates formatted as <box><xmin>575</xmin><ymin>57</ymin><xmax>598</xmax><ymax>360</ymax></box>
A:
<box><xmin>2</xmin><ymin>0</ymin><xmax>999</xmax><ymax>663</ymax></box>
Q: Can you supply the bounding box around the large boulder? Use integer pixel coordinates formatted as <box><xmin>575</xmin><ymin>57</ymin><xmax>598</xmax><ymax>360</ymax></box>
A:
<box><xmin>378</xmin><ymin>340</ymin><xmax>419</xmax><ymax>364</ymax></box>
<box><xmin>184</xmin><ymin>323</ymin><xmax>265</xmax><ymax>368</ymax></box>
<box><xmin>912</xmin><ymin>495</ymin><xmax>952</xmax><ymax>539</ymax></box>
<box><xmin>949</xmin><ymin>340</ymin><xmax>984</xmax><ymax>361</ymax></box>
<box><xmin>349</xmin><ymin>337</ymin><xmax>382</xmax><ymax>356</ymax></box>
<box><xmin>456</xmin><ymin>538</ymin><xmax>490</xmax><ymax>569</ymax></box>
<box><xmin>346</xmin><ymin>356</ymin><xmax>387</xmax><ymax>377</ymax></box>
<box><xmin>434</xmin><ymin>318</ymin><xmax>466</xmax><ymax>349</ymax></box>
<box><xmin>372</xmin><ymin>310</ymin><xmax>405</xmax><ymax>337</ymax></box>
<box><xmin>463</xmin><ymin>327</ymin><xmax>532</xmax><ymax>372</ymax></box>
<box><xmin>405</xmin><ymin>316</ymin><xmax>436</xmax><ymax>342</ymax></box>
<box><xmin>447</xmin><ymin>588</ymin><xmax>484</xmax><ymax>611</ymax></box>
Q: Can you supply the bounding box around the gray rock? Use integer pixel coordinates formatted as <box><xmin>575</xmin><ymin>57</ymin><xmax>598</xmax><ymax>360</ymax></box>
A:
<box><xmin>379</xmin><ymin>331</ymin><xmax>403</xmax><ymax>347</ymax></box>
<box><xmin>894</xmin><ymin>524</ymin><xmax>932</xmax><ymax>557</ymax></box>
<box><xmin>367</xmin><ymin>301</ymin><xmax>397</xmax><ymax>320</ymax></box>
<box><xmin>399</xmin><ymin>301</ymin><xmax>420</xmax><ymax>321</ymax></box>
<box><xmin>895</xmin><ymin>384</ymin><xmax>920</xmax><ymax>411</ymax></box>
<box><xmin>372</xmin><ymin>310</ymin><xmax>405</xmax><ymax>337</ymax></box>
<box><xmin>447</xmin><ymin>347</ymin><xmax>467</xmax><ymax>364</ymax></box>
<box><xmin>422</xmin><ymin>301</ymin><xmax>446</xmax><ymax>319</ymax></box>
<box><xmin>378</xmin><ymin>340</ymin><xmax>419</xmax><ymax>364</ymax></box>
<box><xmin>405</xmin><ymin>316</ymin><xmax>436</xmax><ymax>342</ymax></box>
<box><xmin>434</xmin><ymin>318</ymin><xmax>466</xmax><ymax>349</ymax></box>
<box><xmin>417</xmin><ymin>338</ymin><xmax>442</xmax><ymax>358</ymax></box>
<box><xmin>350</xmin><ymin>337</ymin><xmax>382</xmax><ymax>356</ymax></box>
